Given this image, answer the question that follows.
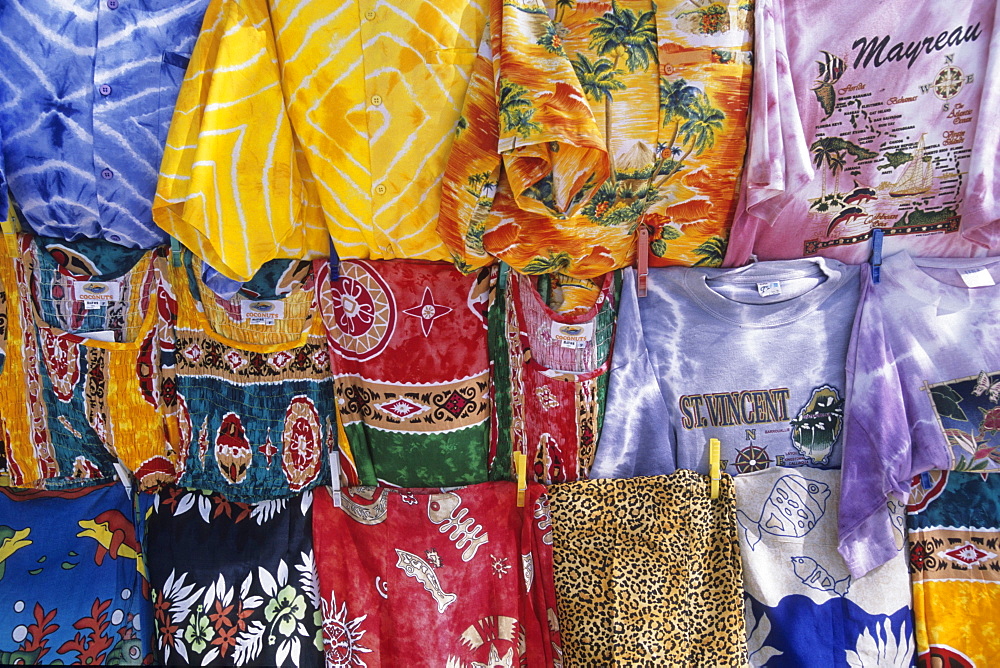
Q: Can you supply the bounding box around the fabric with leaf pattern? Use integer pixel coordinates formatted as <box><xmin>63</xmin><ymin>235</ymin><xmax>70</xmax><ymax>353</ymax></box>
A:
<box><xmin>439</xmin><ymin>0</ymin><xmax>753</xmax><ymax>276</ymax></box>
<box><xmin>146</xmin><ymin>486</ymin><xmax>322</xmax><ymax>667</ymax></box>
<box><xmin>840</xmin><ymin>252</ymin><xmax>1000</xmax><ymax>580</ymax></box>
<box><xmin>0</xmin><ymin>482</ymin><xmax>153</xmax><ymax>665</ymax></box>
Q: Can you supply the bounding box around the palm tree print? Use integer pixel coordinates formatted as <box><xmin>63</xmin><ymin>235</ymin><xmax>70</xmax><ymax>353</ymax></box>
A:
<box><xmin>692</xmin><ymin>236</ymin><xmax>727</xmax><ymax>267</ymax></box>
<box><xmin>648</xmin><ymin>77</ymin><xmax>700</xmax><ymax>185</ymax></box>
<box><xmin>555</xmin><ymin>0</ymin><xmax>575</xmax><ymax>24</ymax></box>
<box><xmin>655</xmin><ymin>90</ymin><xmax>725</xmax><ymax>188</ymax></box>
<box><xmin>587</xmin><ymin>1</ymin><xmax>657</xmax><ymax>181</ymax></box>
<box><xmin>522</xmin><ymin>251</ymin><xmax>573</xmax><ymax>274</ymax></box>
<box><xmin>570</xmin><ymin>53</ymin><xmax>626</xmax><ymax>104</ymax></box>
<box><xmin>498</xmin><ymin>78</ymin><xmax>541</xmax><ymax>140</ymax></box>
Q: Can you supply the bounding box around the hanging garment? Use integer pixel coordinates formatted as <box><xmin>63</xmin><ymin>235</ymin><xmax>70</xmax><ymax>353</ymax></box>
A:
<box><xmin>153</xmin><ymin>0</ymin><xmax>488</xmax><ymax>283</ymax></box>
<box><xmin>0</xmin><ymin>234</ymin><xmax>177</xmax><ymax>490</ymax></box>
<box><xmin>727</xmin><ymin>0</ymin><xmax>1000</xmax><ymax>266</ymax></box>
<box><xmin>312</xmin><ymin>482</ymin><xmax>561</xmax><ymax>667</ymax></box>
<box><xmin>0</xmin><ymin>0</ymin><xmax>208</xmax><ymax>247</ymax></box>
<box><xmin>0</xmin><ymin>482</ymin><xmax>153</xmax><ymax>665</ymax></box>
<box><xmin>549</xmin><ymin>471</ymin><xmax>747</xmax><ymax>666</ymax></box>
<box><xmin>840</xmin><ymin>253</ymin><xmax>1000</xmax><ymax>578</ymax></box>
<box><xmin>590</xmin><ymin>258</ymin><xmax>861</xmax><ymax>479</ymax></box>
<box><xmin>907</xmin><ymin>470</ymin><xmax>1000</xmax><ymax>667</ymax></box>
<box><xmin>146</xmin><ymin>486</ymin><xmax>323</xmax><ymax>667</ymax></box>
<box><xmin>321</xmin><ymin>260</ymin><xmax>492</xmax><ymax>488</ymax></box>
<box><xmin>735</xmin><ymin>467</ymin><xmax>914</xmax><ymax>667</ymax></box>
<box><xmin>490</xmin><ymin>268</ymin><xmax>617</xmax><ymax>483</ymax></box>
<box><xmin>165</xmin><ymin>253</ymin><xmax>333</xmax><ymax>502</ymax></box>
<box><xmin>438</xmin><ymin>0</ymin><xmax>753</xmax><ymax>275</ymax></box>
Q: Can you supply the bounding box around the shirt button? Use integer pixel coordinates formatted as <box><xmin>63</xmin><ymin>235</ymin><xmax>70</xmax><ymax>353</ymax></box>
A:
<box><xmin>99</xmin><ymin>84</ymin><xmax>112</xmax><ymax>96</ymax></box>
<box><xmin>364</xmin><ymin>10</ymin><xmax>376</xmax><ymax>20</ymax></box>
<box><xmin>107</xmin><ymin>0</ymin><xmax>119</xmax><ymax>7</ymax></box>
<box><xmin>374</xmin><ymin>184</ymin><xmax>387</xmax><ymax>195</ymax></box>
<box><xmin>370</xmin><ymin>95</ymin><xmax>382</xmax><ymax>106</ymax></box>
<box><xmin>101</xmin><ymin>169</ymin><xmax>114</xmax><ymax>180</ymax></box>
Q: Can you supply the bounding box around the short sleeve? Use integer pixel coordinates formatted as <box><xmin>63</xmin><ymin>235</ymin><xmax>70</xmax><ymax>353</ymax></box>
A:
<box><xmin>153</xmin><ymin>0</ymin><xmax>311</xmax><ymax>283</ymax></box>
<box><xmin>960</xmin><ymin>1</ymin><xmax>1000</xmax><ymax>248</ymax></box>
<box><xmin>589</xmin><ymin>268</ymin><xmax>675</xmax><ymax>478</ymax></box>
<box><xmin>838</xmin><ymin>273</ymin><xmax>917</xmax><ymax>577</ymax></box>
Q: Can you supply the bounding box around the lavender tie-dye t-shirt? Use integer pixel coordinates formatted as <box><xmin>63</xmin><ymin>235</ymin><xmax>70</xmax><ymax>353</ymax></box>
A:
<box><xmin>840</xmin><ymin>251</ymin><xmax>1000</xmax><ymax>577</ymax></box>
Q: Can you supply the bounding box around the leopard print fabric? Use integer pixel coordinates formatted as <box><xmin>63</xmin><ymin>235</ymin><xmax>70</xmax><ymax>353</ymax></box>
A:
<box><xmin>550</xmin><ymin>471</ymin><xmax>747</xmax><ymax>667</ymax></box>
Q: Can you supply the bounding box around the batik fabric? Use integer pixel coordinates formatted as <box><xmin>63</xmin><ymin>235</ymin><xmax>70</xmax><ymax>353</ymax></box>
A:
<box><xmin>167</xmin><ymin>253</ymin><xmax>332</xmax><ymax>502</ymax></box>
<box><xmin>0</xmin><ymin>234</ymin><xmax>177</xmax><ymax>490</ymax></box>
<box><xmin>736</xmin><ymin>467</ymin><xmax>914</xmax><ymax>667</ymax></box>
<box><xmin>0</xmin><ymin>482</ymin><xmax>152</xmax><ymax>665</ymax></box>
<box><xmin>146</xmin><ymin>486</ymin><xmax>323</xmax><ymax>667</ymax></box>
<box><xmin>312</xmin><ymin>482</ymin><xmax>561</xmax><ymax>667</ymax></box>
<box><xmin>727</xmin><ymin>0</ymin><xmax>1000</xmax><ymax>265</ymax></box>
<box><xmin>0</xmin><ymin>0</ymin><xmax>208</xmax><ymax>247</ymax></box>
<box><xmin>591</xmin><ymin>258</ymin><xmax>861</xmax><ymax>479</ymax></box>
<box><xmin>321</xmin><ymin>260</ymin><xmax>492</xmax><ymax>488</ymax></box>
<box><xmin>154</xmin><ymin>0</ymin><xmax>488</xmax><ymax>282</ymax></box>
<box><xmin>907</xmin><ymin>470</ymin><xmax>1000</xmax><ymax>668</ymax></box>
<box><xmin>490</xmin><ymin>267</ymin><xmax>617</xmax><ymax>483</ymax></box>
<box><xmin>549</xmin><ymin>471</ymin><xmax>747</xmax><ymax>666</ymax></box>
<box><xmin>840</xmin><ymin>253</ymin><xmax>1000</xmax><ymax>577</ymax></box>
<box><xmin>439</xmin><ymin>0</ymin><xmax>753</xmax><ymax>275</ymax></box>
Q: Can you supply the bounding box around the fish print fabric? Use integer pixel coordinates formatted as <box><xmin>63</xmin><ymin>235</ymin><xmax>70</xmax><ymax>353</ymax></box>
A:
<box><xmin>0</xmin><ymin>482</ymin><xmax>153</xmax><ymax>665</ymax></box>
<box><xmin>146</xmin><ymin>486</ymin><xmax>323</xmax><ymax>667</ymax></box>
<box><xmin>735</xmin><ymin>467</ymin><xmax>914</xmax><ymax>667</ymax></box>
<box><xmin>321</xmin><ymin>261</ymin><xmax>492</xmax><ymax>488</ymax></box>
<box><xmin>549</xmin><ymin>471</ymin><xmax>747</xmax><ymax>666</ymax></box>
<box><xmin>0</xmin><ymin>234</ymin><xmax>178</xmax><ymax>490</ymax></box>
<box><xmin>489</xmin><ymin>267</ymin><xmax>618</xmax><ymax>483</ymax></box>
<box><xmin>312</xmin><ymin>482</ymin><xmax>561</xmax><ymax>667</ymax></box>
<box><xmin>840</xmin><ymin>252</ymin><xmax>1000</xmax><ymax>578</ymax></box>
<box><xmin>153</xmin><ymin>0</ymin><xmax>488</xmax><ymax>283</ymax></box>
<box><xmin>0</xmin><ymin>0</ymin><xmax>208</xmax><ymax>247</ymax></box>
<box><xmin>439</xmin><ymin>0</ymin><xmax>753</xmax><ymax>276</ymax></box>
<box><xmin>590</xmin><ymin>258</ymin><xmax>861</xmax><ymax>478</ymax></box>
<box><xmin>907</xmin><ymin>470</ymin><xmax>1000</xmax><ymax>667</ymax></box>
<box><xmin>727</xmin><ymin>0</ymin><xmax>1000</xmax><ymax>265</ymax></box>
<box><xmin>166</xmin><ymin>254</ymin><xmax>332</xmax><ymax>502</ymax></box>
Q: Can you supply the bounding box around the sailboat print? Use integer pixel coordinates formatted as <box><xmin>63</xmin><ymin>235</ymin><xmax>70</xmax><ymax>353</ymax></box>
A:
<box><xmin>889</xmin><ymin>135</ymin><xmax>933</xmax><ymax>197</ymax></box>
<box><xmin>813</xmin><ymin>51</ymin><xmax>846</xmax><ymax>119</ymax></box>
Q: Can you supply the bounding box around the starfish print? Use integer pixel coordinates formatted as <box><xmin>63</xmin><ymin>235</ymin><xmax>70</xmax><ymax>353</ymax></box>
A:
<box><xmin>402</xmin><ymin>287</ymin><xmax>452</xmax><ymax>336</ymax></box>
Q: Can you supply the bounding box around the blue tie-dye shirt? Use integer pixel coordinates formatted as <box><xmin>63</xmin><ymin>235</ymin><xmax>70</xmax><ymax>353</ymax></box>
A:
<box><xmin>0</xmin><ymin>0</ymin><xmax>208</xmax><ymax>247</ymax></box>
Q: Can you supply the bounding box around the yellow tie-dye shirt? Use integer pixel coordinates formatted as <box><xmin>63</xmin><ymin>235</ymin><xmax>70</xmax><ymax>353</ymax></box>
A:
<box><xmin>154</xmin><ymin>0</ymin><xmax>487</xmax><ymax>282</ymax></box>
<box><xmin>440</xmin><ymin>0</ymin><xmax>753</xmax><ymax>276</ymax></box>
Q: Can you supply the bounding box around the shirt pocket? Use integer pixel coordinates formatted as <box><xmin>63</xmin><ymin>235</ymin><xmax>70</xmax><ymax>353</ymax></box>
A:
<box><xmin>157</xmin><ymin>51</ymin><xmax>193</xmax><ymax>148</ymax></box>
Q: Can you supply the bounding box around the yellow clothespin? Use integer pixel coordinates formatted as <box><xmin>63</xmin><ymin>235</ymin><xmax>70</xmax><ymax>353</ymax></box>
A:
<box><xmin>709</xmin><ymin>438</ymin><xmax>721</xmax><ymax>500</ymax></box>
<box><xmin>515</xmin><ymin>452</ymin><xmax>527</xmax><ymax>507</ymax></box>
<box><xmin>1</xmin><ymin>209</ymin><xmax>20</xmax><ymax>256</ymax></box>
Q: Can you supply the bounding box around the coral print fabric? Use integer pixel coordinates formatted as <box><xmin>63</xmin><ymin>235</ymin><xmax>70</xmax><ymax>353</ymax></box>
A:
<box><xmin>312</xmin><ymin>482</ymin><xmax>561</xmax><ymax>667</ymax></box>
<box><xmin>728</xmin><ymin>0</ymin><xmax>1000</xmax><ymax>265</ymax></box>
<box><xmin>0</xmin><ymin>234</ymin><xmax>178</xmax><ymax>490</ymax></box>
<box><xmin>549</xmin><ymin>471</ymin><xmax>747</xmax><ymax>666</ymax></box>
<box><xmin>146</xmin><ymin>487</ymin><xmax>323</xmax><ymax>667</ymax></box>
<box><xmin>0</xmin><ymin>482</ymin><xmax>153</xmax><ymax>665</ymax></box>
<box><xmin>322</xmin><ymin>260</ymin><xmax>492</xmax><ymax>488</ymax></box>
<box><xmin>907</xmin><ymin>471</ymin><xmax>1000</xmax><ymax>667</ymax></box>
<box><xmin>439</xmin><ymin>0</ymin><xmax>753</xmax><ymax>276</ymax></box>
<box><xmin>166</xmin><ymin>254</ymin><xmax>332</xmax><ymax>501</ymax></box>
<box><xmin>735</xmin><ymin>467</ymin><xmax>914</xmax><ymax>667</ymax></box>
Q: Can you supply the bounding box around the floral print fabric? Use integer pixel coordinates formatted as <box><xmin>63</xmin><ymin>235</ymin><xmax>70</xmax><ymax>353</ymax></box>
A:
<box><xmin>147</xmin><ymin>486</ymin><xmax>323</xmax><ymax>667</ymax></box>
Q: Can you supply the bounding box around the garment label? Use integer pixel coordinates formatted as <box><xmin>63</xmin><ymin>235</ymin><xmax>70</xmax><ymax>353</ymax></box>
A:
<box><xmin>757</xmin><ymin>281</ymin><xmax>782</xmax><ymax>297</ymax></box>
<box><xmin>240</xmin><ymin>299</ymin><xmax>284</xmax><ymax>324</ymax></box>
<box><xmin>72</xmin><ymin>280</ymin><xmax>121</xmax><ymax>303</ymax></box>
<box><xmin>959</xmin><ymin>267</ymin><xmax>995</xmax><ymax>288</ymax></box>
<box><xmin>82</xmin><ymin>330</ymin><xmax>117</xmax><ymax>343</ymax></box>
<box><xmin>551</xmin><ymin>321</ymin><xmax>595</xmax><ymax>349</ymax></box>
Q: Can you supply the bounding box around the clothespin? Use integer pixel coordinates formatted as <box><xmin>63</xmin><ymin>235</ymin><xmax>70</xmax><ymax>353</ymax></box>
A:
<box><xmin>170</xmin><ymin>237</ymin><xmax>182</xmax><ymax>267</ymax></box>
<box><xmin>920</xmin><ymin>471</ymin><xmax>933</xmax><ymax>491</ymax></box>
<box><xmin>1</xmin><ymin>210</ymin><xmax>20</xmax><ymax>256</ymax></box>
<box><xmin>870</xmin><ymin>229</ymin><xmax>884</xmax><ymax>283</ymax></box>
<box><xmin>515</xmin><ymin>451</ymin><xmax>527</xmax><ymax>507</ymax></box>
<box><xmin>328</xmin><ymin>235</ymin><xmax>341</xmax><ymax>281</ymax></box>
<box><xmin>113</xmin><ymin>462</ymin><xmax>134</xmax><ymax>499</ymax></box>
<box><xmin>709</xmin><ymin>438</ymin><xmax>721</xmax><ymax>500</ymax></box>
<box><xmin>636</xmin><ymin>226</ymin><xmax>649</xmax><ymax>297</ymax></box>
<box><xmin>329</xmin><ymin>447</ymin><xmax>343</xmax><ymax>509</ymax></box>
